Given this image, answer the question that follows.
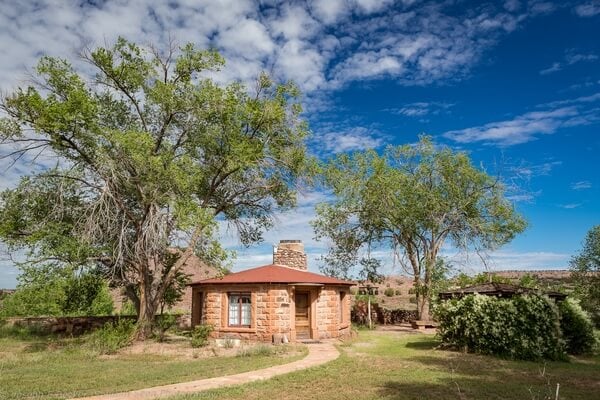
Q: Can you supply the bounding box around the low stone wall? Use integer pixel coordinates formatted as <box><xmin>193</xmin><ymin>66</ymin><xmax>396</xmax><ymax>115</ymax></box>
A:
<box><xmin>376</xmin><ymin>308</ymin><xmax>418</xmax><ymax>325</ymax></box>
<box><xmin>3</xmin><ymin>314</ymin><xmax>190</xmax><ymax>336</ymax></box>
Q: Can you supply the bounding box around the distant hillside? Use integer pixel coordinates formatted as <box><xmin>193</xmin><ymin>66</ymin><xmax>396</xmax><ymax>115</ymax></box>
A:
<box><xmin>355</xmin><ymin>269</ymin><xmax>581</xmax><ymax>310</ymax></box>
<box><xmin>355</xmin><ymin>275</ymin><xmax>417</xmax><ymax>310</ymax></box>
<box><xmin>491</xmin><ymin>270</ymin><xmax>573</xmax><ymax>282</ymax></box>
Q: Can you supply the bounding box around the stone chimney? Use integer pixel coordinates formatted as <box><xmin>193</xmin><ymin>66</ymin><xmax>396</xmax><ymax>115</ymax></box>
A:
<box><xmin>273</xmin><ymin>240</ymin><xmax>307</xmax><ymax>270</ymax></box>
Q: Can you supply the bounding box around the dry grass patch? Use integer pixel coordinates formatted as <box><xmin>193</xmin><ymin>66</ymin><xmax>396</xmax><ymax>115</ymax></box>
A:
<box><xmin>0</xmin><ymin>326</ymin><xmax>307</xmax><ymax>400</ymax></box>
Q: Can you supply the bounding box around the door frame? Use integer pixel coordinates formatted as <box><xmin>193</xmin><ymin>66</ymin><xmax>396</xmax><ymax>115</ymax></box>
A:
<box><xmin>294</xmin><ymin>290</ymin><xmax>312</xmax><ymax>339</ymax></box>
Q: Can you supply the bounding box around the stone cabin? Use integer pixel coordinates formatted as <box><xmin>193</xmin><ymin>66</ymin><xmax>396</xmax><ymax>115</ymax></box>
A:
<box><xmin>189</xmin><ymin>240</ymin><xmax>355</xmax><ymax>342</ymax></box>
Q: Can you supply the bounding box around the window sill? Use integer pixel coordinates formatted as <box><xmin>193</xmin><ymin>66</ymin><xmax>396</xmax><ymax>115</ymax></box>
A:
<box><xmin>219</xmin><ymin>327</ymin><xmax>256</xmax><ymax>333</ymax></box>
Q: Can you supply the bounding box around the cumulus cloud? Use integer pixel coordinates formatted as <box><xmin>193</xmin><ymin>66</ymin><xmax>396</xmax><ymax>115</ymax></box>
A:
<box><xmin>314</xmin><ymin>126</ymin><xmax>386</xmax><ymax>154</ymax></box>
<box><xmin>0</xmin><ymin>0</ymin><xmax>546</xmax><ymax>95</ymax></box>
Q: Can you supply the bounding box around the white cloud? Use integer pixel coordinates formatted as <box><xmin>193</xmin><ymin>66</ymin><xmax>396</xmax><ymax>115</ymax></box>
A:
<box><xmin>574</xmin><ymin>1</ymin><xmax>600</xmax><ymax>17</ymax></box>
<box><xmin>571</xmin><ymin>181</ymin><xmax>592</xmax><ymax>190</ymax></box>
<box><xmin>444</xmin><ymin>107</ymin><xmax>579</xmax><ymax>146</ymax></box>
<box><xmin>309</xmin><ymin>0</ymin><xmax>348</xmax><ymax>24</ymax></box>
<box><xmin>0</xmin><ymin>0</ymin><xmax>550</xmax><ymax>98</ymax></box>
<box><xmin>444</xmin><ymin>92</ymin><xmax>600</xmax><ymax>146</ymax></box>
<box><xmin>560</xmin><ymin>203</ymin><xmax>582</xmax><ymax>209</ymax></box>
<box><xmin>390</xmin><ymin>101</ymin><xmax>454</xmax><ymax>118</ymax></box>
<box><xmin>316</xmin><ymin>126</ymin><xmax>386</xmax><ymax>153</ymax></box>
<box><xmin>540</xmin><ymin>50</ymin><xmax>598</xmax><ymax>75</ymax></box>
<box><xmin>216</xmin><ymin>19</ymin><xmax>275</xmax><ymax>59</ymax></box>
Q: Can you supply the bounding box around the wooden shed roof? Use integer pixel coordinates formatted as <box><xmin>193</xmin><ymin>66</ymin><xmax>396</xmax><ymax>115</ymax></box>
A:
<box><xmin>438</xmin><ymin>282</ymin><xmax>566</xmax><ymax>300</ymax></box>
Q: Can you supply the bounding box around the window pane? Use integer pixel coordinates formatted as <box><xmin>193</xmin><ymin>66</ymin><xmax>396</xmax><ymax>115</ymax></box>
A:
<box><xmin>229</xmin><ymin>295</ymin><xmax>239</xmax><ymax>325</ymax></box>
<box><xmin>241</xmin><ymin>302</ymin><xmax>251</xmax><ymax>325</ymax></box>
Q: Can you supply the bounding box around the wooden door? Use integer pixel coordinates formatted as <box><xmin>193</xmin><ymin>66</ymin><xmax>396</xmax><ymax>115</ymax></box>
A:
<box><xmin>295</xmin><ymin>292</ymin><xmax>311</xmax><ymax>339</ymax></box>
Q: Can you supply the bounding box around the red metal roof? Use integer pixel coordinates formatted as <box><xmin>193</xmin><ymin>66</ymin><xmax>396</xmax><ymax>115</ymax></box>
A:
<box><xmin>189</xmin><ymin>264</ymin><xmax>355</xmax><ymax>286</ymax></box>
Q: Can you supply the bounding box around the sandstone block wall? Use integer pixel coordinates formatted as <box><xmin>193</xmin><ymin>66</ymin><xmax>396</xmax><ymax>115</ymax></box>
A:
<box><xmin>192</xmin><ymin>283</ymin><xmax>351</xmax><ymax>342</ymax></box>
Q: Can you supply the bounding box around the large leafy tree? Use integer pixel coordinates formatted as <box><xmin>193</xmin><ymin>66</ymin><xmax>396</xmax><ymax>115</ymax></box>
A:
<box><xmin>570</xmin><ymin>225</ymin><xmax>600</xmax><ymax>326</ymax></box>
<box><xmin>0</xmin><ymin>39</ymin><xmax>309</xmax><ymax>338</ymax></box>
<box><xmin>313</xmin><ymin>137</ymin><xmax>526</xmax><ymax>320</ymax></box>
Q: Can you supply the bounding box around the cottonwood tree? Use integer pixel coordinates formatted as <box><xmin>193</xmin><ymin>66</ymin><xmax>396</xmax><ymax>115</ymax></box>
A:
<box><xmin>570</xmin><ymin>225</ymin><xmax>600</xmax><ymax>326</ymax></box>
<box><xmin>312</xmin><ymin>137</ymin><xmax>526</xmax><ymax>320</ymax></box>
<box><xmin>0</xmin><ymin>38</ymin><xmax>310</xmax><ymax>339</ymax></box>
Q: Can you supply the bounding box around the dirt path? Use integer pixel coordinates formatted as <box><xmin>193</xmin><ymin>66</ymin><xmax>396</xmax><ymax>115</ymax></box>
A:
<box><xmin>69</xmin><ymin>342</ymin><xmax>339</xmax><ymax>400</ymax></box>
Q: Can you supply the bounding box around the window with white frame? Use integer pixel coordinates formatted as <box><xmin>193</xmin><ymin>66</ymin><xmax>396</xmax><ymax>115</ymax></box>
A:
<box><xmin>228</xmin><ymin>293</ymin><xmax>251</xmax><ymax>327</ymax></box>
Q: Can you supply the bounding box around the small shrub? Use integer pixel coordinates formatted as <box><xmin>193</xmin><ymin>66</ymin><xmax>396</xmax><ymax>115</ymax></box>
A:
<box><xmin>191</xmin><ymin>324</ymin><xmax>213</xmax><ymax>348</ymax></box>
<box><xmin>395</xmin><ymin>289</ymin><xmax>401</xmax><ymax>296</ymax></box>
<box><xmin>559</xmin><ymin>298</ymin><xmax>598</xmax><ymax>355</ymax></box>
<box><xmin>154</xmin><ymin>314</ymin><xmax>178</xmax><ymax>342</ymax></box>
<box><xmin>88</xmin><ymin>319</ymin><xmax>135</xmax><ymax>354</ymax></box>
<box><xmin>384</xmin><ymin>288</ymin><xmax>395</xmax><ymax>297</ymax></box>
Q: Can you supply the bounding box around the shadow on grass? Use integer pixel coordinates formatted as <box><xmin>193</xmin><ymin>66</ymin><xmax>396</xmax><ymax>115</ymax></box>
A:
<box><xmin>378</xmin><ymin>372</ymin><xmax>558</xmax><ymax>400</ymax></box>
<box><xmin>377</xmin><ymin>352</ymin><xmax>599</xmax><ymax>400</ymax></box>
<box><xmin>403</xmin><ymin>339</ymin><xmax>439</xmax><ymax>350</ymax></box>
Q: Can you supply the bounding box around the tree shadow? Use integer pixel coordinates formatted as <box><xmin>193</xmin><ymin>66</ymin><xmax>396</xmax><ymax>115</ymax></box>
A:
<box><xmin>377</xmin><ymin>353</ymin><xmax>595</xmax><ymax>400</ymax></box>
<box><xmin>403</xmin><ymin>339</ymin><xmax>439</xmax><ymax>350</ymax></box>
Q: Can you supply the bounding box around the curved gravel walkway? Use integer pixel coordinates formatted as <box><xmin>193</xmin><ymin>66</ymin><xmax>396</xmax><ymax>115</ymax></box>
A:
<box><xmin>70</xmin><ymin>342</ymin><xmax>339</xmax><ymax>400</ymax></box>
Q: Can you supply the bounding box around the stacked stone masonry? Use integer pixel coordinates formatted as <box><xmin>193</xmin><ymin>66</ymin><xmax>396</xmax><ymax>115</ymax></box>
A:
<box><xmin>273</xmin><ymin>241</ymin><xmax>307</xmax><ymax>270</ymax></box>
<box><xmin>192</xmin><ymin>284</ymin><xmax>351</xmax><ymax>342</ymax></box>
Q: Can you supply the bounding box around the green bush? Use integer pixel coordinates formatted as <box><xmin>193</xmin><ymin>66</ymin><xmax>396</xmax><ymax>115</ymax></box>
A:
<box><xmin>154</xmin><ymin>314</ymin><xmax>178</xmax><ymax>342</ymax></box>
<box><xmin>434</xmin><ymin>294</ymin><xmax>566</xmax><ymax>361</ymax></box>
<box><xmin>88</xmin><ymin>319</ymin><xmax>135</xmax><ymax>354</ymax></box>
<box><xmin>384</xmin><ymin>288</ymin><xmax>395</xmax><ymax>297</ymax></box>
<box><xmin>395</xmin><ymin>289</ymin><xmax>401</xmax><ymax>295</ymax></box>
<box><xmin>191</xmin><ymin>324</ymin><xmax>213</xmax><ymax>348</ymax></box>
<box><xmin>559</xmin><ymin>298</ymin><xmax>598</xmax><ymax>355</ymax></box>
<box><xmin>0</xmin><ymin>266</ymin><xmax>114</xmax><ymax>317</ymax></box>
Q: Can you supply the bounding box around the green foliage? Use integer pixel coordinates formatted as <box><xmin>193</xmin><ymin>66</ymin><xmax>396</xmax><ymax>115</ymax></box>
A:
<box><xmin>154</xmin><ymin>314</ymin><xmax>178</xmax><ymax>342</ymax></box>
<box><xmin>0</xmin><ymin>38</ymin><xmax>311</xmax><ymax>337</ymax></box>
<box><xmin>0</xmin><ymin>265</ymin><xmax>113</xmax><ymax>317</ymax></box>
<box><xmin>570</xmin><ymin>225</ymin><xmax>600</xmax><ymax>327</ymax></box>
<box><xmin>190</xmin><ymin>324</ymin><xmax>213</xmax><ymax>348</ymax></box>
<box><xmin>313</xmin><ymin>137</ymin><xmax>526</xmax><ymax>319</ymax></box>
<box><xmin>453</xmin><ymin>272</ymin><xmax>511</xmax><ymax>288</ymax></box>
<box><xmin>384</xmin><ymin>288</ymin><xmax>395</xmax><ymax>297</ymax></box>
<box><xmin>88</xmin><ymin>319</ymin><xmax>135</xmax><ymax>354</ymax></box>
<box><xmin>558</xmin><ymin>298</ymin><xmax>598</xmax><ymax>355</ymax></box>
<box><xmin>434</xmin><ymin>294</ymin><xmax>566</xmax><ymax>361</ymax></box>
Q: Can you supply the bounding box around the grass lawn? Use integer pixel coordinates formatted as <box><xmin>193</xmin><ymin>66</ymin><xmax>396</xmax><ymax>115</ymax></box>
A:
<box><xmin>172</xmin><ymin>330</ymin><xmax>600</xmax><ymax>400</ymax></box>
<box><xmin>0</xmin><ymin>327</ymin><xmax>307</xmax><ymax>400</ymax></box>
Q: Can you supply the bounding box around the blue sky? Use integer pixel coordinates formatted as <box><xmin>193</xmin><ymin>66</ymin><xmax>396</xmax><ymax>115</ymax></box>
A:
<box><xmin>1</xmin><ymin>0</ymin><xmax>599</xmax><ymax>287</ymax></box>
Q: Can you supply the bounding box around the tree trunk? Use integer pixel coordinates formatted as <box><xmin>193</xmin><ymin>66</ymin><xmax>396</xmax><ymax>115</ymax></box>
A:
<box><xmin>134</xmin><ymin>275</ymin><xmax>157</xmax><ymax>340</ymax></box>
<box><xmin>414</xmin><ymin>277</ymin><xmax>432</xmax><ymax>321</ymax></box>
<box><xmin>418</xmin><ymin>296</ymin><xmax>431</xmax><ymax>321</ymax></box>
